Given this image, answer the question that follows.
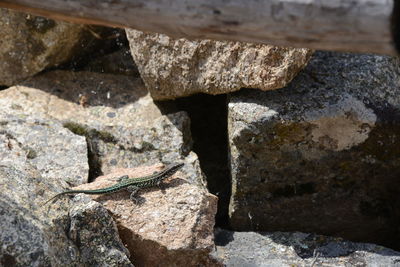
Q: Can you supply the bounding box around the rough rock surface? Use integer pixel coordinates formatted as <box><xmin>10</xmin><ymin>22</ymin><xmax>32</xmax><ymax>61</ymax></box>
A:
<box><xmin>213</xmin><ymin>229</ymin><xmax>400</xmax><ymax>267</ymax></box>
<box><xmin>126</xmin><ymin>29</ymin><xmax>313</xmax><ymax>100</ymax></box>
<box><xmin>0</xmin><ymin>107</ymin><xmax>131</xmax><ymax>266</ymax></box>
<box><xmin>0</xmin><ymin>105</ymin><xmax>88</xmax><ymax>186</ymax></box>
<box><xmin>60</xmin><ymin>164</ymin><xmax>219</xmax><ymax>266</ymax></box>
<box><xmin>228</xmin><ymin>51</ymin><xmax>400</xmax><ymax>248</ymax></box>
<box><xmin>59</xmin><ymin>197</ymin><xmax>133</xmax><ymax>266</ymax></box>
<box><xmin>1</xmin><ymin>70</ymin><xmax>204</xmax><ymax>185</ymax></box>
<box><xmin>0</xmin><ymin>8</ymin><xmax>107</xmax><ymax>86</ymax></box>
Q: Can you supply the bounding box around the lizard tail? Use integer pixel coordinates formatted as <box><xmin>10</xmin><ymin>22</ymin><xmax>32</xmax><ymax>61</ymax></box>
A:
<box><xmin>43</xmin><ymin>192</ymin><xmax>65</xmax><ymax>206</ymax></box>
<box><xmin>43</xmin><ymin>190</ymin><xmax>85</xmax><ymax>206</ymax></box>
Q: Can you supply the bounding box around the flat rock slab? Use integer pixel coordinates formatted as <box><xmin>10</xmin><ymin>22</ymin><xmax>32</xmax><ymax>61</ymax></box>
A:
<box><xmin>3</xmin><ymin>70</ymin><xmax>162</xmax><ymax>128</ymax></box>
<box><xmin>63</xmin><ymin>164</ymin><xmax>219</xmax><ymax>266</ymax></box>
<box><xmin>127</xmin><ymin>29</ymin><xmax>313</xmax><ymax>100</ymax></box>
<box><xmin>228</xmin><ymin>51</ymin><xmax>400</xmax><ymax>247</ymax></box>
<box><xmin>213</xmin><ymin>229</ymin><xmax>400</xmax><ymax>266</ymax></box>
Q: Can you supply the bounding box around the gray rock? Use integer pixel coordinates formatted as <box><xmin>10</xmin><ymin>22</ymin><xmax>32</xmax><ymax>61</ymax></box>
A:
<box><xmin>1</xmin><ymin>70</ymin><xmax>205</xmax><ymax>185</ymax></box>
<box><xmin>66</xmin><ymin>196</ymin><xmax>133</xmax><ymax>266</ymax></box>
<box><xmin>213</xmin><ymin>229</ymin><xmax>400</xmax><ymax>267</ymax></box>
<box><xmin>87</xmin><ymin>111</ymin><xmax>195</xmax><ymax>176</ymax></box>
<box><xmin>0</xmin><ymin>8</ymin><xmax>107</xmax><ymax>86</ymax></box>
<box><xmin>0</xmin><ymin>163</ymin><xmax>52</xmax><ymax>267</ymax></box>
<box><xmin>126</xmin><ymin>29</ymin><xmax>313</xmax><ymax>100</ymax></box>
<box><xmin>0</xmin><ymin>109</ymin><xmax>88</xmax><ymax>186</ymax></box>
<box><xmin>45</xmin><ymin>196</ymin><xmax>133</xmax><ymax>266</ymax></box>
<box><xmin>0</xmin><ymin>111</ymin><xmax>131</xmax><ymax>266</ymax></box>
<box><xmin>228</xmin><ymin>51</ymin><xmax>400</xmax><ymax>247</ymax></box>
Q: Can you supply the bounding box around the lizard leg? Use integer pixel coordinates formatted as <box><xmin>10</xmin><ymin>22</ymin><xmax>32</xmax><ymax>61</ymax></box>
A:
<box><xmin>157</xmin><ymin>180</ymin><xmax>166</xmax><ymax>190</ymax></box>
<box><xmin>127</xmin><ymin>185</ymin><xmax>139</xmax><ymax>203</ymax></box>
<box><xmin>113</xmin><ymin>175</ymin><xmax>129</xmax><ymax>182</ymax></box>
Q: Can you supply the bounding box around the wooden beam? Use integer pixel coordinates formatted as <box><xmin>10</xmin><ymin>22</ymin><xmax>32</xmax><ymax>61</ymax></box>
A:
<box><xmin>0</xmin><ymin>0</ymin><xmax>396</xmax><ymax>55</ymax></box>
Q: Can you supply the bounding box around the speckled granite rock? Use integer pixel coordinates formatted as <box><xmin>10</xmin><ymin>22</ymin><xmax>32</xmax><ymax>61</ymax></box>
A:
<box><xmin>1</xmin><ymin>70</ymin><xmax>205</xmax><ymax>185</ymax></box>
<box><xmin>0</xmin><ymin>163</ymin><xmax>60</xmax><ymax>266</ymax></box>
<box><xmin>228</xmin><ymin>51</ymin><xmax>400</xmax><ymax>247</ymax></box>
<box><xmin>0</xmin><ymin>105</ymin><xmax>88</xmax><ymax>186</ymax></box>
<box><xmin>62</xmin><ymin>197</ymin><xmax>133</xmax><ymax>266</ymax></box>
<box><xmin>126</xmin><ymin>29</ymin><xmax>313</xmax><ymax>100</ymax></box>
<box><xmin>0</xmin><ymin>8</ymin><xmax>107</xmax><ymax>86</ymax></box>
<box><xmin>63</xmin><ymin>164</ymin><xmax>219</xmax><ymax>266</ymax></box>
<box><xmin>213</xmin><ymin>229</ymin><xmax>400</xmax><ymax>267</ymax></box>
<box><xmin>0</xmin><ymin>108</ymin><xmax>131</xmax><ymax>266</ymax></box>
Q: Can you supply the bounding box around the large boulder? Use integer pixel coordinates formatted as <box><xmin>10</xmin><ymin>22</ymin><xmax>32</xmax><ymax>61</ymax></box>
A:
<box><xmin>228</xmin><ymin>51</ymin><xmax>400</xmax><ymax>248</ymax></box>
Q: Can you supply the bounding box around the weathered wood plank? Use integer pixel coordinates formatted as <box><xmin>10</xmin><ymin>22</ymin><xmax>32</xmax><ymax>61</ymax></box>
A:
<box><xmin>0</xmin><ymin>0</ymin><xmax>396</xmax><ymax>55</ymax></box>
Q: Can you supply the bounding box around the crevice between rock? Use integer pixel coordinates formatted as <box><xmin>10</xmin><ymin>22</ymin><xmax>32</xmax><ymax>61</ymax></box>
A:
<box><xmin>157</xmin><ymin>93</ymin><xmax>232</xmax><ymax>229</ymax></box>
<box><xmin>62</xmin><ymin>121</ymin><xmax>106</xmax><ymax>182</ymax></box>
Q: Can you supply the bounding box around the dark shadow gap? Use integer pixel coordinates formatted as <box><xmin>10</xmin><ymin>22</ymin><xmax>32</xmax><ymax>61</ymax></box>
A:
<box><xmin>63</xmin><ymin>122</ymin><xmax>105</xmax><ymax>182</ymax></box>
<box><xmin>51</xmin><ymin>27</ymin><xmax>129</xmax><ymax>72</ymax></box>
<box><xmin>157</xmin><ymin>93</ymin><xmax>231</xmax><ymax>228</ymax></box>
<box><xmin>391</xmin><ymin>0</ymin><xmax>400</xmax><ymax>54</ymax></box>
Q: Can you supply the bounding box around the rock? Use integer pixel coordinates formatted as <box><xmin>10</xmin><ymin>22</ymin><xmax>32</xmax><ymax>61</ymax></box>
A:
<box><xmin>0</xmin><ymin>70</ymin><xmax>204</xmax><ymax>185</ymax></box>
<box><xmin>45</xmin><ymin>195</ymin><xmax>133</xmax><ymax>266</ymax></box>
<box><xmin>62</xmin><ymin>164</ymin><xmax>219</xmax><ymax>266</ymax></box>
<box><xmin>0</xmin><ymin>107</ymin><xmax>88</xmax><ymax>186</ymax></box>
<box><xmin>0</xmin><ymin>8</ymin><xmax>108</xmax><ymax>86</ymax></box>
<box><xmin>0</xmin><ymin>109</ymin><xmax>131</xmax><ymax>266</ymax></box>
<box><xmin>228</xmin><ymin>51</ymin><xmax>400</xmax><ymax>248</ymax></box>
<box><xmin>64</xmin><ymin>197</ymin><xmax>133</xmax><ymax>266</ymax></box>
<box><xmin>9</xmin><ymin>70</ymin><xmax>162</xmax><ymax>127</ymax></box>
<box><xmin>213</xmin><ymin>229</ymin><xmax>400</xmax><ymax>266</ymax></box>
<box><xmin>0</xmin><ymin>159</ymin><xmax>53</xmax><ymax>266</ymax></box>
<box><xmin>126</xmin><ymin>29</ymin><xmax>313</xmax><ymax>100</ymax></box>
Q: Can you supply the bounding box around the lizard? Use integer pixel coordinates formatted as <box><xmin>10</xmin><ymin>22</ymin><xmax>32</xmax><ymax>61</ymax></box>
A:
<box><xmin>44</xmin><ymin>163</ymin><xmax>184</xmax><ymax>205</ymax></box>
